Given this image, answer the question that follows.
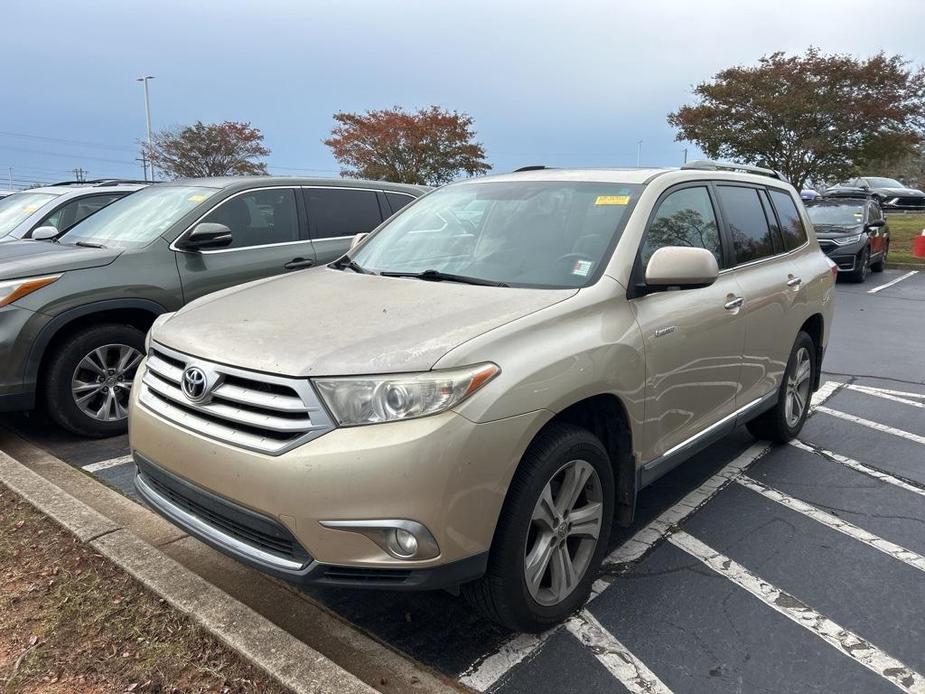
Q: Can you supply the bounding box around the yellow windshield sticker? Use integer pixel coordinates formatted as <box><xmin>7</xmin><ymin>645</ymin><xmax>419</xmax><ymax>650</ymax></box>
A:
<box><xmin>595</xmin><ymin>195</ymin><xmax>630</xmax><ymax>206</ymax></box>
<box><xmin>188</xmin><ymin>194</ymin><xmax>208</xmax><ymax>202</ymax></box>
<box><xmin>22</xmin><ymin>205</ymin><xmax>39</xmax><ymax>213</ymax></box>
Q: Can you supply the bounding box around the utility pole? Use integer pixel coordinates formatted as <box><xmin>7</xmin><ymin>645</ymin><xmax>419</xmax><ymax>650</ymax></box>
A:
<box><xmin>682</xmin><ymin>147</ymin><xmax>688</xmax><ymax>164</ymax></box>
<box><xmin>635</xmin><ymin>140</ymin><xmax>644</xmax><ymax>167</ymax></box>
<box><xmin>7</xmin><ymin>167</ymin><xmax>12</xmax><ymax>189</ymax></box>
<box><xmin>137</xmin><ymin>75</ymin><xmax>155</xmax><ymax>181</ymax></box>
<box><xmin>136</xmin><ymin>153</ymin><xmax>149</xmax><ymax>182</ymax></box>
<box><xmin>71</xmin><ymin>167</ymin><xmax>87</xmax><ymax>182</ymax></box>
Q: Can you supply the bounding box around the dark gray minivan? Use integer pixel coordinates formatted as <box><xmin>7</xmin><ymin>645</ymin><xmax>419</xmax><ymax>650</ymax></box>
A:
<box><xmin>0</xmin><ymin>176</ymin><xmax>426</xmax><ymax>436</ymax></box>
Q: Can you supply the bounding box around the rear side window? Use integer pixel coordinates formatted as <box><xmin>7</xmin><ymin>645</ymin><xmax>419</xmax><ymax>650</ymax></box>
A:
<box><xmin>641</xmin><ymin>186</ymin><xmax>722</xmax><ymax>270</ymax></box>
<box><xmin>305</xmin><ymin>188</ymin><xmax>383</xmax><ymax>239</ymax></box>
<box><xmin>717</xmin><ymin>186</ymin><xmax>775</xmax><ymax>264</ymax></box>
<box><xmin>768</xmin><ymin>189</ymin><xmax>808</xmax><ymax>251</ymax></box>
<box><xmin>385</xmin><ymin>192</ymin><xmax>416</xmax><ymax>214</ymax></box>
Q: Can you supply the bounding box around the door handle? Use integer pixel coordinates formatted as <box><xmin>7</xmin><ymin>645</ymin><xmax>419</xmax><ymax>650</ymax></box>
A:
<box><xmin>786</xmin><ymin>276</ymin><xmax>802</xmax><ymax>288</ymax></box>
<box><xmin>284</xmin><ymin>257</ymin><xmax>315</xmax><ymax>270</ymax></box>
<box><xmin>724</xmin><ymin>297</ymin><xmax>744</xmax><ymax>310</ymax></box>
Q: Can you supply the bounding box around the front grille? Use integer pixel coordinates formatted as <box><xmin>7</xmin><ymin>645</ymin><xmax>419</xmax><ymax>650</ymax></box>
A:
<box><xmin>136</xmin><ymin>456</ymin><xmax>312</xmax><ymax>565</ymax></box>
<box><xmin>321</xmin><ymin>566</ymin><xmax>413</xmax><ymax>583</ymax></box>
<box><xmin>139</xmin><ymin>343</ymin><xmax>334</xmax><ymax>455</ymax></box>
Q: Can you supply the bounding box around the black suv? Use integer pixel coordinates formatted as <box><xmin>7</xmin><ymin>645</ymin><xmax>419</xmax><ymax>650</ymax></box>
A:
<box><xmin>805</xmin><ymin>196</ymin><xmax>889</xmax><ymax>282</ymax></box>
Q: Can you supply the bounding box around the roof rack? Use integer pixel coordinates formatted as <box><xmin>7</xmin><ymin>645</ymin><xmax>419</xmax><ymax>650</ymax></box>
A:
<box><xmin>49</xmin><ymin>179</ymin><xmax>149</xmax><ymax>187</ymax></box>
<box><xmin>681</xmin><ymin>159</ymin><xmax>783</xmax><ymax>181</ymax></box>
<box><xmin>513</xmin><ymin>165</ymin><xmax>552</xmax><ymax>172</ymax></box>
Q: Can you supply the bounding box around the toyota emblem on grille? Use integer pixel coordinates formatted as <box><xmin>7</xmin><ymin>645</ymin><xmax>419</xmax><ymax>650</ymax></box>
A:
<box><xmin>181</xmin><ymin>366</ymin><xmax>209</xmax><ymax>402</ymax></box>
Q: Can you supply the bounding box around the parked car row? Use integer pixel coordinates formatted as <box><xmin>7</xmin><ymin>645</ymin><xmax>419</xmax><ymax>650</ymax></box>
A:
<box><xmin>804</xmin><ymin>195</ymin><xmax>890</xmax><ymax>283</ymax></box>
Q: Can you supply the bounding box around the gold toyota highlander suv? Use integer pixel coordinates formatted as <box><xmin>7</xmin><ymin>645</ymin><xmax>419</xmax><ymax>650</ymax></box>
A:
<box><xmin>130</xmin><ymin>161</ymin><xmax>836</xmax><ymax>632</ymax></box>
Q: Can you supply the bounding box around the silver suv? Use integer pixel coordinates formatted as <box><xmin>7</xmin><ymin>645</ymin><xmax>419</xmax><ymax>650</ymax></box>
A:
<box><xmin>130</xmin><ymin>162</ymin><xmax>836</xmax><ymax>632</ymax></box>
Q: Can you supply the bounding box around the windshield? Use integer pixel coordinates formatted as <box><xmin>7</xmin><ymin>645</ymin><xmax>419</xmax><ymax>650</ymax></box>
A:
<box><xmin>60</xmin><ymin>185</ymin><xmax>218</xmax><ymax>249</ymax></box>
<box><xmin>864</xmin><ymin>177</ymin><xmax>904</xmax><ymax>188</ymax></box>
<box><xmin>0</xmin><ymin>192</ymin><xmax>58</xmax><ymax>236</ymax></box>
<box><xmin>351</xmin><ymin>181</ymin><xmax>641</xmax><ymax>288</ymax></box>
<box><xmin>807</xmin><ymin>203</ymin><xmax>865</xmax><ymax>226</ymax></box>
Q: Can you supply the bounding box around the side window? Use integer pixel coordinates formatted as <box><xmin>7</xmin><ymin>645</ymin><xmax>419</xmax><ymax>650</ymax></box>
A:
<box><xmin>768</xmin><ymin>189</ymin><xmax>808</xmax><ymax>251</ymax></box>
<box><xmin>199</xmin><ymin>188</ymin><xmax>299</xmax><ymax>249</ymax></box>
<box><xmin>385</xmin><ymin>192</ymin><xmax>416</xmax><ymax>214</ymax></box>
<box><xmin>717</xmin><ymin>186</ymin><xmax>775</xmax><ymax>264</ymax></box>
<box><xmin>641</xmin><ymin>186</ymin><xmax>722</xmax><ymax>270</ymax></box>
<box><xmin>868</xmin><ymin>202</ymin><xmax>883</xmax><ymax>223</ymax></box>
<box><xmin>37</xmin><ymin>194</ymin><xmax>122</xmax><ymax>233</ymax></box>
<box><xmin>305</xmin><ymin>188</ymin><xmax>383</xmax><ymax>239</ymax></box>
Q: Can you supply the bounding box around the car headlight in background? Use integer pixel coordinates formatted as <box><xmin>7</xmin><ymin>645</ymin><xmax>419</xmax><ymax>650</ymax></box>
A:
<box><xmin>313</xmin><ymin>363</ymin><xmax>500</xmax><ymax>426</ymax></box>
<box><xmin>830</xmin><ymin>233</ymin><xmax>865</xmax><ymax>246</ymax></box>
<box><xmin>0</xmin><ymin>274</ymin><xmax>61</xmax><ymax>308</ymax></box>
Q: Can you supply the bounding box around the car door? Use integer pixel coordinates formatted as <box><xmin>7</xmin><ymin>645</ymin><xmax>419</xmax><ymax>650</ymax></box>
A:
<box><xmin>174</xmin><ymin>186</ymin><xmax>316</xmax><ymax>304</ymax></box>
<box><xmin>717</xmin><ymin>184</ymin><xmax>803</xmax><ymax>410</ymax></box>
<box><xmin>302</xmin><ymin>186</ymin><xmax>385</xmax><ymax>264</ymax></box>
<box><xmin>630</xmin><ymin>183</ymin><xmax>747</xmax><ymax>466</ymax></box>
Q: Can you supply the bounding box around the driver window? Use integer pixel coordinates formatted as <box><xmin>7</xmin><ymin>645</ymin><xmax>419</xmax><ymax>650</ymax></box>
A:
<box><xmin>641</xmin><ymin>187</ymin><xmax>722</xmax><ymax>270</ymax></box>
<box><xmin>200</xmin><ymin>188</ymin><xmax>299</xmax><ymax>249</ymax></box>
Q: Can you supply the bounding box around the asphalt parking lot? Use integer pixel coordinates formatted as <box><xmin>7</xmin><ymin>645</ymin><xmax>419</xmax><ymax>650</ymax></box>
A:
<box><xmin>2</xmin><ymin>267</ymin><xmax>923</xmax><ymax>693</ymax></box>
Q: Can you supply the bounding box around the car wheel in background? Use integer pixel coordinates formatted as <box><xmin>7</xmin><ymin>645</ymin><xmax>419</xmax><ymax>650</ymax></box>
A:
<box><xmin>746</xmin><ymin>330</ymin><xmax>816</xmax><ymax>443</ymax></box>
<box><xmin>870</xmin><ymin>242</ymin><xmax>888</xmax><ymax>273</ymax></box>
<box><xmin>462</xmin><ymin>423</ymin><xmax>614</xmax><ymax>632</ymax></box>
<box><xmin>847</xmin><ymin>245</ymin><xmax>871</xmax><ymax>283</ymax></box>
<box><xmin>44</xmin><ymin>323</ymin><xmax>145</xmax><ymax>437</ymax></box>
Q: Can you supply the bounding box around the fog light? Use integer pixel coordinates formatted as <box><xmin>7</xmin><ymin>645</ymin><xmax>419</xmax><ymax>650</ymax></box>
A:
<box><xmin>392</xmin><ymin>528</ymin><xmax>418</xmax><ymax>557</ymax></box>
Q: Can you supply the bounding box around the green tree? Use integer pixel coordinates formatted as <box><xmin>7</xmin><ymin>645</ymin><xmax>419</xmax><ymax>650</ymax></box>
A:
<box><xmin>668</xmin><ymin>49</ymin><xmax>925</xmax><ymax>189</ymax></box>
<box><xmin>144</xmin><ymin>121</ymin><xmax>269</xmax><ymax>178</ymax></box>
<box><xmin>324</xmin><ymin>106</ymin><xmax>491</xmax><ymax>185</ymax></box>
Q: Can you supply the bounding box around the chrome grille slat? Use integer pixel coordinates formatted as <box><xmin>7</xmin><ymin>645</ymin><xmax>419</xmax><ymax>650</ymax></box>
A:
<box><xmin>139</xmin><ymin>343</ymin><xmax>335</xmax><ymax>455</ymax></box>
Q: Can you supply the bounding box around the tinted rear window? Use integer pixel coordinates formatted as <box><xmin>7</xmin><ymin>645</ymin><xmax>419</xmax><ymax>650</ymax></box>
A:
<box><xmin>768</xmin><ymin>189</ymin><xmax>808</xmax><ymax>251</ymax></box>
<box><xmin>305</xmin><ymin>188</ymin><xmax>383</xmax><ymax>239</ymax></box>
<box><xmin>717</xmin><ymin>186</ymin><xmax>776</xmax><ymax>264</ymax></box>
<box><xmin>386</xmin><ymin>192</ymin><xmax>417</xmax><ymax>214</ymax></box>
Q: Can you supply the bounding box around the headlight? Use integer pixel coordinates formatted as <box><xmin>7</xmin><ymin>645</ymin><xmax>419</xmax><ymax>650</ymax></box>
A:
<box><xmin>313</xmin><ymin>363</ymin><xmax>500</xmax><ymax>426</ymax></box>
<box><xmin>830</xmin><ymin>233</ymin><xmax>864</xmax><ymax>246</ymax></box>
<box><xmin>0</xmin><ymin>274</ymin><xmax>61</xmax><ymax>308</ymax></box>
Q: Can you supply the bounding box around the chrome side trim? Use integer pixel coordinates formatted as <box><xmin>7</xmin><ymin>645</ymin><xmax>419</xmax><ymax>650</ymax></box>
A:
<box><xmin>135</xmin><ymin>473</ymin><xmax>309</xmax><ymax>572</ymax></box>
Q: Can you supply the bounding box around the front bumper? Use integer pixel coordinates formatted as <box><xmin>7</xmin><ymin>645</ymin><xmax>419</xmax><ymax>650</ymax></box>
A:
<box><xmin>128</xmin><ymin>364</ymin><xmax>548</xmax><ymax>588</ymax></box>
<box><xmin>817</xmin><ymin>237</ymin><xmax>866</xmax><ymax>272</ymax></box>
<box><xmin>0</xmin><ymin>305</ymin><xmax>45</xmax><ymax>411</ymax></box>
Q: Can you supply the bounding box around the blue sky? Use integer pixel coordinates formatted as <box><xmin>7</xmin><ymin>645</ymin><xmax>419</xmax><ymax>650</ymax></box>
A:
<box><xmin>3</xmin><ymin>0</ymin><xmax>925</xmax><ymax>188</ymax></box>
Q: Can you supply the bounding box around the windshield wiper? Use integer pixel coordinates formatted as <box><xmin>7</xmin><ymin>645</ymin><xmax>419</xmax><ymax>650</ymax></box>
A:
<box><xmin>74</xmin><ymin>240</ymin><xmax>106</xmax><ymax>249</ymax></box>
<box><xmin>330</xmin><ymin>255</ymin><xmax>371</xmax><ymax>274</ymax></box>
<box><xmin>379</xmin><ymin>269</ymin><xmax>508</xmax><ymax>287</ymax></box>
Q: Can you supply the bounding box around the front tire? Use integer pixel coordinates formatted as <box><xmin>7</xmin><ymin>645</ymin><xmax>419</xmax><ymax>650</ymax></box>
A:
<box><xmin>44</xmin><ymin>324</ymin><xmax>145</xmax><ymax>438</ymax></box>
<box><xmin>871</xmin><ymin>242</ymin><xmax>888</xmax><ymax>273</ymax></box>
<box><xmin>462</xmin><ymin>423</ymin><xmax>614</xmax><ymax>632</ymax></box>
<box><xmin>847</xmin><ymin>245</ymin><xmax>871</xmax><ymax>283</ymax></box>
<box><xmin>746</xmin><ymin>331</ymin><xmax>816</xmax><ymax>443</ymax></box>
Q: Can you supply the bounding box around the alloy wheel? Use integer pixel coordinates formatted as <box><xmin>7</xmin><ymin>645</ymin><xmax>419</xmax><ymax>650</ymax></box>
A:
<box><xmin>784</xmin><ymin>346</ymin><xmax>812</xmax><ymax>428</ymax></box>
<box><xmin>71</xmin><ymin>343</ymin><xmax>143</xmax><ymax>422</ymax></box>
<box><xmin>524</xmin><ymin>459</ymin><xmax>603</xmax><ymax>606</ymax></box>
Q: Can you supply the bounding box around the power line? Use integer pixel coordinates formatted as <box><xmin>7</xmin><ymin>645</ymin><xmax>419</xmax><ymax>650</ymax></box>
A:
<box><xmin>0</xmin><ymin>130</ymin><xmax>137</xmax><ymax>153</ymax></box>
<box><xmin>0</xmin><ymin>144</ymin><xmax>136</xmax><ymax>166</ymax></box>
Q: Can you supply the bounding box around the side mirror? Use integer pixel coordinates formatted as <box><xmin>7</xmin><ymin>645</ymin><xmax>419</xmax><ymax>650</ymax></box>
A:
<box><xmin>180</xmin><ymin>222</ymin><xmax>233</xmax><ymax>250</ymax></box>
<box><xmin>645</xmin><ymin>247</ymin><xmax>719</xmax><ymax>289</ymax></box>
<box><xmin>350</xmin><ymin>232</ymin><xmax>368</xmax><ymax>250</ymax></box>
<box><xmin>31</xmin><ymin>226</ymin><xmax>59</xmax><ymax>241</ymax></box>
<box><xmin>866</xmin><ymin>219</ymin><xmax>886</xmax><ymax>229</ymax></box>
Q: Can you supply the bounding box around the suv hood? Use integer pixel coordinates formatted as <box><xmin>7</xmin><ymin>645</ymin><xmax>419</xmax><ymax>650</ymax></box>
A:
<box><xmin>0</xmin><ymin>240</ymin><xmax>121</xmax><ymax>280</ymax></box>
<box><xmin>156</xmin><ymin>268</ymin><xmax>576</xmax><ymax>376</ymax></box>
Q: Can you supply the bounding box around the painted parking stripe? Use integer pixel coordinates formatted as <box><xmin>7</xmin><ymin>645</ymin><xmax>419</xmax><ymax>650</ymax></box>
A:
<box><xmin>737</xmin><ymin>475</ymin><xmax>925</xmax><ymax>575</ymax></box>
<box><xmin>565</xmin><ymin>610</ymin><xmax>673</xmax><ymax>694</ymax></box>
<box><xmin>867</xmin><ymin>270</ymin><xmax>919</xmax><ymax>294</ymax></box>
<box><xmin>844</xmin><ymin>383</ymin><xmax>925</xmax><ymax>409</ymax></box>
<box><xmin>81</xmin><ymin>454</ymin><xmax>134</xmax><ymax>473</ymax></box>
<box><xmin>460</xmin><ymin>382</ymin><xmax>846</xmax><ymax>691</ymax></box>
<box><xmin>854</xmin><ymin>385</ymin><xmax>925</xmax><ymax>402</ymax></box>
<box><xmin>815</xmin><ymin>406</ymin><xmax>925</xmax><ymax>446</ymax></box>
<box><xmin>668</xmin><ymin>531</ymin><xmax>925</xmax><ymax>693</ymax></box>
<box><xmin>791</xmin><ymin>440</ymin><xmax>925</xmax><ymax>499</ymax></box>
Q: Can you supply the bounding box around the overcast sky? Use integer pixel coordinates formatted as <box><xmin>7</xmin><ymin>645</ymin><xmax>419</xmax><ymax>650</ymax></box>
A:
<box><xmin>3</xmin><ymin>0</ymin><xmax>925</xmax><ymax>187</ymax></box>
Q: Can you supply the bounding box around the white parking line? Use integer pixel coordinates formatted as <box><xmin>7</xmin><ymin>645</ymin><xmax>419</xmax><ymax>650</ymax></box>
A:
<box><xmin>791</xmin><ymin>440</ymin><xmax>925</xmax><ymax>499</ymax></box>
<box><xmin>844</xmin><ymin>384</ymin><xmax>925</xmax><ymax>409</ymax></box>
<box><xmin>81</xmin><ymin>455</ymin><xmax>134</xmax><ymax>473</ymax></box>
<box><xmin>815</xmin><ymin>406</ymin><xmax>925</xmax><ymax>446</ymax></box>
<box><xmin>867</xmin><ymin>270</ymin><xmax>919</xmax><ymax>294</ymax></box>
<box><xmin>459</xmin><ymin>381</ymin><xmax>845</xmax><ymax>691</ymax></box>
<box><xmin>565</xmin><ymin>610</ymin><xmax>673</xmax><ymax>694</ymax></box>
<box><xmin>853</xmin><ymin>385</ymin><xmax>925</xmax><ymax>402</ymax></box>
<box><xmin>737</xmin><ymin>475</ymin><xmax>925</xmax><ymax>575</ymax></box>
<box><xmin>669</xmin><ymin>531</ymin><xmax>925</xmax><ymax>693</ymax></box>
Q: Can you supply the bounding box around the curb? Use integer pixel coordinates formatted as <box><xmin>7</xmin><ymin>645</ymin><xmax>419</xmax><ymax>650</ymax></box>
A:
<box><xmin>0</xmin><ymin>449</ymin><xmax>375</xmax><ymax>694</ymax></box>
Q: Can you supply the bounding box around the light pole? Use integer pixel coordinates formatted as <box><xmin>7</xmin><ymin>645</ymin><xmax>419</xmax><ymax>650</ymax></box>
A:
<box><xmin>636</xmin><ymin>140</ymin><xmax>643</xmax><ymax>167</ymax></box>
<box><xmin>136</xmin><ymin>75</ymin><xmax>155</xmax><ymax>181</ymax></box>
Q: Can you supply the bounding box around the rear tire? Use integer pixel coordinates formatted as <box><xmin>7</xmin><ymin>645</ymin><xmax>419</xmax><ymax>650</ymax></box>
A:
<box><xmin>746</xmin><ymin>331</ymin><xmax>816</xmax><ymax>443</ymax></box>
<box><xmin>847</xmin><ymin>245</ymin><xmax>871</xmax><ymax>283</ymax></box>
<box><xmin>462</xmin><ymin>423</ymin><xmax>614</xmax><ymax>632</ymax></box>
<box><xmin>870</xmin><ymin>242</ymin><xmax>888</xmax><ymax>273</ymax></box>
<box><xmin>44</xmin><ymin>324</ymin><xmax>146</xmax><ymax>438</ymax></box>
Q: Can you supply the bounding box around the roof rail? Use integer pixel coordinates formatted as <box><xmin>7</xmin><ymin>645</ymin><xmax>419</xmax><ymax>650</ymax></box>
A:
<box><xmin>49</xmin><ymin>178</ymin><xmax>149</xmax><ymax>187</ymax></box>
<box><xmin>513</xmin><ymin>165</ymin><xmax>552</xmax><ymax>172</ymax></box>
<box><xmin>681</xmin><ymin>159</ymin><xmax>783</xmax><ymax>181</ymax></box>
